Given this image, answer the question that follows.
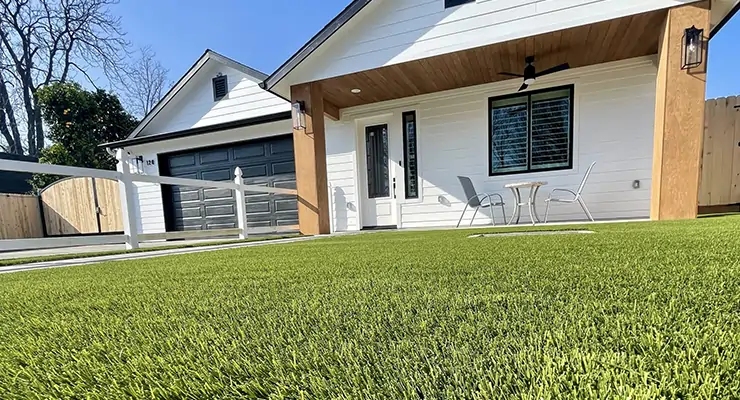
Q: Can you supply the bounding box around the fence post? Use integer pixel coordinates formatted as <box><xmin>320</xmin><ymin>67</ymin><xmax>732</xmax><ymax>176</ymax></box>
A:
<box><xmin>234</xmin><ymin>167</ymin><xmax>248</xmax><ymax>240</ymax></box>
<box><xmin>117</xmin><ymin>149</ymin><xmax>140</xmax><ymax>250</ymax></box>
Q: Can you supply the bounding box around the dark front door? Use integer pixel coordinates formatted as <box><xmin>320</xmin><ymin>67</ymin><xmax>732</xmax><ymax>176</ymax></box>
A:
<box><xmin>161</xmin><ymin>135</ymin><xmax>298</xmax><ymax>233</ymax></box>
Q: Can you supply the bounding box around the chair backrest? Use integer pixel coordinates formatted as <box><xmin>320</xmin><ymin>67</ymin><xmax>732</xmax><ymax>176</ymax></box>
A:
<box><xmin>576</xmin><ymin>162</ymin><xmax>597</xmax><ymax>196</ymax></box>
<box><xmin>457</xmin><ymin>176</ymin><xmax>481</xmax><ymax>207</ymax></box>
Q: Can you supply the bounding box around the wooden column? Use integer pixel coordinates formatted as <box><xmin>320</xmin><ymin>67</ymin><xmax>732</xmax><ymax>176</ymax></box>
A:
<box><xmin>291</xmin><ymin>82</ymin><xmax>331</xmax><ymax>235</ymax></box>
<box><xmin>651</xmin><ymin>1</ymin><xmax>711</xmax><ymax>220</ymax></box>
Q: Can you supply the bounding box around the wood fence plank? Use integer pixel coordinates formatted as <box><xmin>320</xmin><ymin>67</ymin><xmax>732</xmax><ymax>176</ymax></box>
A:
<box><xmin>0</xmin><ymin>194</ymin><xmax>44</xmax><ymax>239</ymax></box>
<box><xmin>732</xmin><ymin>96</ymin><xmax>740</xmax><ymax>204</ymax></box>
<box><xmin>94</xmin><ymin>178</ymin><xmax>123</xmax><ymax>233</ymax></box>
<box><xmin>699</xmin><ymin>99</ymin><xmax>714</xmax><ymax>206</ymax></box>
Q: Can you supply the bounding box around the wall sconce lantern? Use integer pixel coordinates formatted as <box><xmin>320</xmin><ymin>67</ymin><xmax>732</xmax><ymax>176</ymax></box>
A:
<box><xmin>134</xmin><ymin>155</ymin><xmax>144</xmax><ymax>173</ymax></box>
<box><xmin>292</xmin><ymin>101</ymin><xmax>306</xmax><ymax>130</ymax></box>
<box><xmin>681</xmin><ymin>25</ymin><xmax>704</xmax><ymax>70</ymax></box>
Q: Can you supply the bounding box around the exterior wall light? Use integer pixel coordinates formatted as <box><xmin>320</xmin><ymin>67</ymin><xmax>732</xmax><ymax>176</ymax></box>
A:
<box><xmin>292</xmin><ymin>101</ymin><xmax>306</xmax><ymax>130</ymax></box>
<box><xmin>681</xmin><ymin>25</ymin><xmax>704</xmax><ymax>70</ymax></box>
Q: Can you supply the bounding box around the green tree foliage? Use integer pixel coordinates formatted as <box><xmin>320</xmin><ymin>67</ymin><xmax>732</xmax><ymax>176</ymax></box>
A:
<box><xmin>30</xmin><ymin>83</ymin><xmax>138</xmax><ymax>190</ymax></box>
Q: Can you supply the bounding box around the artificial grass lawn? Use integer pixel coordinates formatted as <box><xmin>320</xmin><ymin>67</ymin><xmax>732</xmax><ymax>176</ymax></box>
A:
<box><xmin>1</xmin><ymin>218</ymin><xmax>739</xmax><ymax>398</ymax></box>
<box><xmin>0</xmin><ymin>234</ymin><xmax>300</xmax><ymax>267</ymax></box>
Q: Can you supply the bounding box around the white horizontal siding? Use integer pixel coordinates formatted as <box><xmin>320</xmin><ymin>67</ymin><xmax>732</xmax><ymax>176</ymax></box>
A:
<box><xmin>326</xmin><ymin>120</ymin><xmax>360</xmax><ymax>232</ymax></box>
<box><xmin>327</xmin><ymin>58</ymin><xmax>657</xmax><ymax>229</ymax></box>
<box><xmin>290</xmin><ymin>0</ymin><xmax>692</xmax><ymax>84</ymax></box>
<box><xmin>141</xmin><ymin>62</ymin><xmax>290</xmax><ymax>136</ymax></box>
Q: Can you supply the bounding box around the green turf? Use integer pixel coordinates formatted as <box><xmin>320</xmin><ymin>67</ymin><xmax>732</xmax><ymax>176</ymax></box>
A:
<box><xmin>1</xmin><ymin>218</ymin><xmax>739</xmax><ymax>399</ymax></box>
<box><xmin>0</xmin><ymin>234</ymin><xmax>300</xmax><ymax>267</ymax></box>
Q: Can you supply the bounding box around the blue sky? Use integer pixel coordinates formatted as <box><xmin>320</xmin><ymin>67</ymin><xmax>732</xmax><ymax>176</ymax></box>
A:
<box><xmin>113</xmin><ymin>0</ymin><xmax>739</xmax><ymax>99</ymax></box>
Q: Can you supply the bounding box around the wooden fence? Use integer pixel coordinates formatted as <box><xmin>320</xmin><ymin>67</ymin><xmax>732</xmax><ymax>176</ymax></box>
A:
<box><xmin>41</xmin><ymin>177</ymin><xmax>123</xmax><ymax>236</ymax></box>
<box><xmin>699</xmin><ymin>96</ymin><xmax>740</xmax><ymax>207</ymax></box>
<box><xmin>0</xmin><ymin>194</ymin><xmax>44</xmax><ymax>240</ymax></box>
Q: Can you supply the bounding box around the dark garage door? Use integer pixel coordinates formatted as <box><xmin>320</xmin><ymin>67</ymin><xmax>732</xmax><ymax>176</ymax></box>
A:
<box><xmin>161</xmin><ymin>134</ymin><xmax>298</xmax><ymax>232</ymax></box>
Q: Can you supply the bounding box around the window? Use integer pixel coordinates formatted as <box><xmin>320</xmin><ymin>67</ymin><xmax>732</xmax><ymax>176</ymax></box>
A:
<box><xmin>445</xmin><ymin>0</ymin><xmax>474</xmax><ymax>8</ymax></box>
<box><xmin>402</xmin><ymin>111</ymin><xmax>419</xmax><ymax>199</ymax></box>
<box><xmin>212</xmin><ymin>74</ymin><xmax>228</xmax><ymax>101</ymax></box>
<box><xmin>488</xmin><ymin>85</ymin><xmax>573</xmax><ymax>176</ymax></box>
<box><xmin>366</xmin><ymin>124</ymin><xmax>390</xmax><ymax>198</ymax></box>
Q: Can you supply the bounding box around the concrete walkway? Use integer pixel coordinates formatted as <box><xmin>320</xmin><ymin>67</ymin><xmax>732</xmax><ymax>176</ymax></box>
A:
<box><xmin>0</xmin><ymin>236</ymin><xmax>321</xmax><ymax>274</ymax></box>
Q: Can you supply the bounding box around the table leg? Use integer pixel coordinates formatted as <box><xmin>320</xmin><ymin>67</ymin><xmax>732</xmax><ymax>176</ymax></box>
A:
<box><xmin>507</xmin><ymin>187</ymin><xmax>521</xmax><ymax>225</ymax></box>
<box><xmin>531</xmin><ymin>185</ymin><xmax>542</xmax><ymax>223</ymax></box>
<box><xmin>527</xmin><ymin>186</ymin><xmax>536</xmax><ymax>226</ymax></box>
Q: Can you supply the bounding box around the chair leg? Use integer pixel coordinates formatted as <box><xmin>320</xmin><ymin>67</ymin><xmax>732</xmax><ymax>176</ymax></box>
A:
<box><xmin>544</xmin><ymin>201</ymin><xmax>551</xmax><ymax>223</ymax></box>
<box><xmin>500</xmin><ymin>204</ymin><xmax>506</xmax><ymax>226</ymax></box>
<box><xmin>489</xmin><ymin>196</ymin><xmax>495</xmax><ymax>226</ymax></box>
<box><xmin>457</xmin><ymin>203</ymin><xmax>470</xmax><ymax>228</ymax></box>
<box><xmin>469</xmin><ymin>206</ymin><xmax>480</xmax><ymax>227</ymax></box>
<box><xmin>578</xmin><ymin>198</ymin><xmax>594</xmax><ymax>222</ymax></box>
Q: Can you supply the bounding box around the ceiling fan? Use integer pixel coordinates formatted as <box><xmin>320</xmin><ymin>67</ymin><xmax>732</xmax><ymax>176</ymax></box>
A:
<box><xmin>499</xmin><ymin>56</ymin><xmax>570</xmax><ymax>92</ymax></box>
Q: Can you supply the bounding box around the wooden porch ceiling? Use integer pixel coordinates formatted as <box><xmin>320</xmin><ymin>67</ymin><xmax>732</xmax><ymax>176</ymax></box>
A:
<box><xmin>317</xmin><ymin>9</ymin><xmax>667</xmax><ymax>110</ymax></box>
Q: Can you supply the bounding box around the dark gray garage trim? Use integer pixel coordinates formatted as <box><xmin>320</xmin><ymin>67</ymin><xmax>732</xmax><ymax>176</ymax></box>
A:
<box><xmin>158</xmin><ymin>134</ymin><xmax>298</xmax><ymax>233</ymax></box>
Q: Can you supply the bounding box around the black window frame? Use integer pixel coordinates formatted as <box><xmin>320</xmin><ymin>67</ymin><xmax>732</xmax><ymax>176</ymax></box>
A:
<box><xmin>402</xmin><ymin>111</ymin><xmax>419</xmax><ymax>199</ymax></box>
<box><xmin>487</xmin><ymin>84</ymin><xmax>575</xmax><ymax>177</ymax></box>
<box><xmin>445</xmin><ymin>0</ymin><xmax>475</xmax><ymax>8</ymax></box>
<box><xmin>212</xmin><ymin>75</ymin><xmax>228</xmax><ymax>101</ymax></box>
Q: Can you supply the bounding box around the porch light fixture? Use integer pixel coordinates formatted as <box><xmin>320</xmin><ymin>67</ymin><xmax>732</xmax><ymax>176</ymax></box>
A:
<box><xmin>681</xmin><ymin>25</ymin><xmax>704</xmax><ymax>70</ymax></box>
<box><xmin>350</xmin><ymin>88</ymin><xmax>362</xmax><ymax>94</ymax></box>
<box><xmin>292</xmin><ymin>101</ymin><xmax>306</xmax><ymax>130</ymax></box>
<box><xmin>134</xmin><ymin>155</ymin><xmax>144</xmax><ymax>173</ymax></box>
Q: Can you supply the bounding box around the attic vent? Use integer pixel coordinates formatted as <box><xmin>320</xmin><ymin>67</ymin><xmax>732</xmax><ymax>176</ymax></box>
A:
<box><xmin>212</xmin><ymin>74</ymin><xmax>228</xmax><ymax>101</ymax></box>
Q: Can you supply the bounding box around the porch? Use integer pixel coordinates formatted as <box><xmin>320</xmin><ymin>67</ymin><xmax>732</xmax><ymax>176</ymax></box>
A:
<box><xmin>280</xmin><ymin>2</ymin><xmax>711</xmax><ymax>234</ymax></box>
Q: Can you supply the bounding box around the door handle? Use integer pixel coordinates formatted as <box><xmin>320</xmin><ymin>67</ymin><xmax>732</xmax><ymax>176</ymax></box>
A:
<box><xmin>392</xmin><ymin>178</ymin><xmax>397</xmax><ymax>199</ymax></box>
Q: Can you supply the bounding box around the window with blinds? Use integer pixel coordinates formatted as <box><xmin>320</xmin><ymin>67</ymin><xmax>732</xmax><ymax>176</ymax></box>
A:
<box><xmin>488</xmin><ymin>85</ymin><xmax>573</xmax><ymax>176</ymax></box>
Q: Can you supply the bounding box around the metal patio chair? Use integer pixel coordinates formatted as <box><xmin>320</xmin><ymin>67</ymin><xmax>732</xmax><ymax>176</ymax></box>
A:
<box><xmin>456</xmin><ymin>176</ymin><xmax>507</xmax><ymax>227</ymax></box>
<box><xmin>544</xmin><ymin>162</ymin><xmax>597</xmax><ymax>223</ymax></box>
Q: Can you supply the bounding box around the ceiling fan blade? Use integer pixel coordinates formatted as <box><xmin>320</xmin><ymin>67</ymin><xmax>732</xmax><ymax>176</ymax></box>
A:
<box><xmin>499</xmin><ymin>72</ymin><xmax>525</xmax><ymax>78</ymax></box>
<box><xmin>535</xmin><ymin>63</ymin><xmax>570</xmax><ymax>78</ymax></box>
<box><xmin>518</xmin><ymin>83</ymin><xmax>529</xmax><ymax>92</ymax></box>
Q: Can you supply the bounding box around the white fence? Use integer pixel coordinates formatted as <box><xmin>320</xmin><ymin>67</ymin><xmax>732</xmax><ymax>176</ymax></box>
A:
<box><xmin>0</xmin><ymin>150</ymin><xmax>298</xmax><ymax>251</ymax></box>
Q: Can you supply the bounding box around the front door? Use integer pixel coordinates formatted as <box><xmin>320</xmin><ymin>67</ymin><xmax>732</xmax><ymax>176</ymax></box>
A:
<box><xmin>361</xmin><ymin>124</ymin><xmax>397</xmax><ymax>228</ymax></box>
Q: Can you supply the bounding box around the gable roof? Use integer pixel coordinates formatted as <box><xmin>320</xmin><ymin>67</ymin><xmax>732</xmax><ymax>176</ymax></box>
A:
<box><xmin>128</xmin><ymin>49</ymin><xmax>270</xmax><ymax>138</ymax></box>
<box><xmin>261</xmin><ymin>0</ymin><xmax>372</xmax><ymax>91</ymax></box>
<box><xmin>263</xmin><ymin>0</ymin><xmax>738</xmax><ymax>91</ymax></box>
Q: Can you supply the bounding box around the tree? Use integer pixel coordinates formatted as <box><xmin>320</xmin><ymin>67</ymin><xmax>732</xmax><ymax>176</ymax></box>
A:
<box><xmin>30</xmin><ymin>82</ymin><xmax>137</xmax><ymax>189</ymax></box>
<box><xmin>124</xmin><ymin>46</ymin><xmax>170</xmax><ymax>118</ymax></box>
<box><xmin>0</xmin><ymin>0</ymin><xmax>129</xmax><ymax>156</ymax></box>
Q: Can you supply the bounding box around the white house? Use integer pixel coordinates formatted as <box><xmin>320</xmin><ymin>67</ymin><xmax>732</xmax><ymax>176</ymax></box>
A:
<box><xmin>106</xmin><ymin>0</ymin><xmax>739</xmax><ymax>236</ymax></box>
<box><xmin>105</xmin><ymin>50</ymin><xmax>298</xmax><ymax>235</ymax></box>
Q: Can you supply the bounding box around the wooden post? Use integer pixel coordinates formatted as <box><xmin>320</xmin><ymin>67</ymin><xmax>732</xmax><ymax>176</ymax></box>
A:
<box><xmin>651</xmin><ymin>1</ymin><xmax>711</xmax><ymax>220</ymax></box>
<box><xmin>116</xmin><ymin>149</ymin><xmax>140</xmax><ymax>250</ymax></box>
<box><xmin>234</xmin><ymin>167</ymin><xmax>248</xmax><ymax>240</ymax></box>
<box><xmin>291</xmin><ymin>82</ymin><xmax>331</xmax><ymax>235</ymax></box>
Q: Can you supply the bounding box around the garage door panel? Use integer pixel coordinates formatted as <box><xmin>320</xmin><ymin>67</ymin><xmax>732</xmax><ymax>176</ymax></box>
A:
<box><xmin>199</xmin><ymin>149</ymin><xmax>230</xmax><ymax>165</ymax></box>
<box><xmin>169</xmin><ymin>154</ymin><xmax>196</xmax><ymax>169</ymax></box>
<box><xmin>234</xmin><ymin>144</ymin><xmax>265</xmax><ymax>159</ymax></box>
<box><xmin>200</xmin><ymin>168</ymin><xmax>232</xmax><ymax>182</ymax></box>
<box><xmin>174</xmin><ymin>206</ymin><xmax>202</xmax><ymax>219</ymax></box>
<box><xmin>172</xmin><ymin>190</ymin><xmax>200</xmax><ymax>202</ymax></box>
<box><xmin>205</xmin><ymin>204</ymin><xmax>235</xmax><ymax>217</ymax></box>
<box><xmin>246</xmin><ymin>201</ymin><xmax>270</xmax><ymax>214</ymax></box>
<box><xmin>203</xmin><ymin>187</ymin><xmax>233</xmax><ymax>200</ymax></box>
<box><xmin>271</xmin><ymin>161</ymin><xmax>295</xmax><ymax>175</ymax></box>
<box><xmin>164</xmin><ymin>134</ymin><xmax>298</xmax><ymax>233</ymax></box>
<box><xmin>241</xmin><ymin>164</ymin><xmax>268</xmax><ymax>178</ymax></box>
<box><xmin>270</xmin><ymin>140</ymin><xmax>293</xmax><ymax>155</ymax></box>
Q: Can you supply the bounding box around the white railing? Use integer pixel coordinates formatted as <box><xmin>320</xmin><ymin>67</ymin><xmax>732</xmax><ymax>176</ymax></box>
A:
<box><xmin>0</xmin><ymin>150</ymin><xmax>298</xmax><ymax>251</ymax></box>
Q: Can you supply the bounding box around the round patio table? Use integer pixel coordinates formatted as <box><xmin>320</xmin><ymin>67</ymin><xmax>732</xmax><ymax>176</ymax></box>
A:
<box><xmin>504</xmin><ymin>181</ymin><xmax>548</xmax><ymax>226</ymax></box>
